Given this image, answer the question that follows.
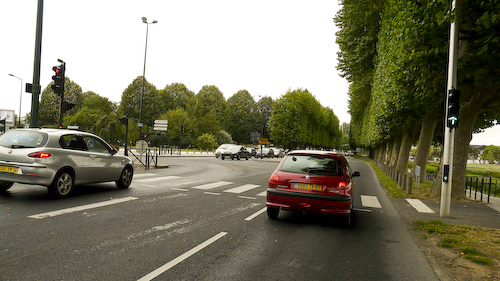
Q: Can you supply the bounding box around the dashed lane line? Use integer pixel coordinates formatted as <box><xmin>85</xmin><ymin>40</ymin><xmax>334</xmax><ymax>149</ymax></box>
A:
<box><xmin>137</xmin><ymin>232</ymin><xmax>228</xmax><ymax>281</ymax></box>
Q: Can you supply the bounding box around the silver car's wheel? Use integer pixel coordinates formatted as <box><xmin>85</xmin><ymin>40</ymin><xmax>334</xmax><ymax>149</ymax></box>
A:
<box><xmin>116</xmin><ymin>166</ymin><xmax>133</xmax><ymax>189</ymax></box>
<box><xmin>49</xmin><ymin>171</ymin><xmax>74</xmax><ymax>199</ymax></box>
<box><xmin>0</xmin><ymin>181</ymin><xmax>14</xmax><ymax>191</ymax></box>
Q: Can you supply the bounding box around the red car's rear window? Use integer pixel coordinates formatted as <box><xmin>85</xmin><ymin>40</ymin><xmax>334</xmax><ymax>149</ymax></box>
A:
<box><xmin>278</xmin><ymin>154</ymin><xmax>344</xmax><ymax>177</ymax></box>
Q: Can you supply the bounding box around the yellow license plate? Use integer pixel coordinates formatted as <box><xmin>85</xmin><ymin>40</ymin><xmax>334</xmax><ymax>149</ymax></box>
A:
<box><xmin>0</xmin><ymin>166</ymin><xmax>19</xmax><ymax>174</ymax></box>
<box><xmin>294</xmin><ymin>183</ymin><xmax>323</xmax><ymax>191</ymax></box>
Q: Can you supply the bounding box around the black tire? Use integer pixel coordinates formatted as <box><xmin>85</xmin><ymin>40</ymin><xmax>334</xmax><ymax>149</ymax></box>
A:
<box><xmin>245</xmin><ymin>155</ymin><xmax>249</xmax><ymax>160</ymax></box>
<box><xmin>237</xmin><ymin>155</ymin><xmax>241</xmax><ymax>160</ymax></box>
<box><xmin>267</xmin><ymin>207</ymin><xmax>280</xmax><ymax>219</ymax></box>
<box><xmin>343</xmin><ymin>213</ymin><xmax>351</xmax><ymax>228</ymax></box>
<box><xmin>221</xmin><ymin>156</ymin><xmax>225</xmax><ymax>160</ymax></box>
<box><xmin>231</xmin><ymin>156</ymin><xmax>234</xmax><ymax>160</ymax></box>
<box><xmin>0</xmin><ymin>181</ymin><xmax>14</xmax><ymax>192</ymax></box>
<box><xmin>116</xmin><ymin>166</ymin><xmax>133</xmax><ymax>189</ymax></box>
<box><xmin>48</xmin><ymin>170</ymin><xmax>74</xmax><ymax>199</ymax></box>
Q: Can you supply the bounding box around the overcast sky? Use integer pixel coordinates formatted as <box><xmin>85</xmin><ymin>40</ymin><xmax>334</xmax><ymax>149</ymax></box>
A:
<box><xmin>1</xmin><ymin>1</ymin><xmax>498</xmax><ymax>146</ymax></box>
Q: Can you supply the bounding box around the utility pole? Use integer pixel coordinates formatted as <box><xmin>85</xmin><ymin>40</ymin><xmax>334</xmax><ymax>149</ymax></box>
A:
<box><xmin>440</xmin><ymin>0</ymin><xmax>459</xmax><ymax>217</ymax></box>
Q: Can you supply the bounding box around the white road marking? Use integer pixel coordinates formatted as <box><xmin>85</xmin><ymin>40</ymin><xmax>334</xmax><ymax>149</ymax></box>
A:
<box><xmin>223</xmin><ymin>184</ymin><xmax>260</xmax><ymax>194</ymax></box>
<box><xmin>135</xmin><ymin>176</ymin><xmax>180</xmax><ymax>183</ymax></box>
<box><xmin>204</xmin><ymin>192</ymin><xmax>221</xmax><ymax>196</ymax></box>
<box><xmin>238</xmin><ymin>196</ymin><xmax>256</xmax><ymax>200</ymax></box>
<box><xmin>133</xmin><ymin>173</ymin><xmax>157</xmax><ymax>178</ymax></box>
<box><xmin>173</xmin><ymin>179</ymin><xmax>203</xmax><ymax>186</ymax></box>
<box><xmin>245</xmin><ymin>207</ymin><xmax>267</xmax><ymax>221</ymax></box>
<box><xmin>137</xmin><ymin>232</ymin><xmax>228</xmax><ymax>281</ymax></box>
<box><xmin>28</xmin><ymin>197</ymin><xmax>139</xmax><ymax>219</ymax></box>
<box><xmin>257</xmin><ymin>191</ymin><xmax>267</xmax><ymax>197</ymax></box>
<box><xmin>360</xmin><ymin>195</ymin><xmax>382</xmax><ymax>208</ymax></box>
<box><xmin>406</xmin><ymin>199</ymin><xmax>435</xmax><ymax>213</ymax></box>
<box><xmin>191</xmin><ymin>181</ymin><xmax>233</xmax><ymax>190</ymax></box>
<box><xmin>171</xmin><ymin>188</ymin><xmax>189</xmax><ymax>192</ymax></box>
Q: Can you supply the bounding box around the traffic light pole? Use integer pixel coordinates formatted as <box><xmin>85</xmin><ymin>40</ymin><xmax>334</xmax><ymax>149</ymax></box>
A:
<box><xmin>30</xmin><ymin>0</ymin><xmax>44</xmax><ymax>128</ymax></box>
<box><xmin>440</xmin><ymin>0</ymin><xmax>458</xmax><ymax>217</ymax></box>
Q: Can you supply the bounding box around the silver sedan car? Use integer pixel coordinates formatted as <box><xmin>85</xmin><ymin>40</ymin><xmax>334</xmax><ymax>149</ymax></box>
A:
<box><xmin>0</xmin><ymin>129</ymin><xmax>134</xmax><ymax>198</ymax></box>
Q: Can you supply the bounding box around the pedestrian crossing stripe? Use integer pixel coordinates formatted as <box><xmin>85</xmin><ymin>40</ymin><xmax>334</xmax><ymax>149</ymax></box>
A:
<box><xmin>191</xmin><ymin>181</ymin><xmax>233</xmax><ymax>190</ymax></box>
<box><xmin>135</xmin><ymin>176</ymin><xmax>180</xmax><ymax>183</ymax></box>
<box><xmin>360</xmin><ymin>195</ymin><xmax>382</xmax><ymax>208</ymax></box>
<box><xmin>406</xmin><ymin>199</ymin><xmax>435</xmax><ymax>213</ymax></box>
<box><xmin>224</xmin><ymin>184</ymin><xmax>260</xmax><ymax>194</ymax></box>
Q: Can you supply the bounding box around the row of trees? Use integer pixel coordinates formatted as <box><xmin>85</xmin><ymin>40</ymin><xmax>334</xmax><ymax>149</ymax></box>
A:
<box><xmin>335</xmin><ymin>0</ymin><xmax>500</xmax><ymax>199</ymax></box>
<box><xmin>35</xmin><ymin>77</ymin><xmax>342</xmax><ymax>150</ymax></box>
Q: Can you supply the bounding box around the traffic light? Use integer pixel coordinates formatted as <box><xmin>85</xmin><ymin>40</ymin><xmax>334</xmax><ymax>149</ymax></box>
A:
<box><xmin>62</xmin><ymin>100</ymin><xmax>75</xmax><ymax>114</ymax></box>
<box><xmin>181</xmin><ymin>125</ymin><xmax>185</xmax><ymax>134</ymax></box>
<box><xmin>51</xmin><ymin>63</ymin><xmax>65</xmax><ymax>96</ymax></box>
<box><xmin>447</xmin><ymin>89</ymin><xmax>461</xmax><ymax>128</ymax></box>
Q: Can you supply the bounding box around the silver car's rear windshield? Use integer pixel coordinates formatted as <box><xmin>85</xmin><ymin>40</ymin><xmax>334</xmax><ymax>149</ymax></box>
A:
<box><xmin>0</xmin><ymin>130</ymin><xmax>49</xmax><ymax>148</ymax></box>
<box><xmin>278</xmin><ymin>154</ymin><xmax>344</xmax><ymax>177</ymax></box>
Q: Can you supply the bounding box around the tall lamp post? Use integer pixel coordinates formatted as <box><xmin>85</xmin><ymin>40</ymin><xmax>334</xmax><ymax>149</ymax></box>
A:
<box><xmin>8</xmin><ymin>74</ymin><xmax>23</xmax><ymax>127</ymax></box>
<box><xmin>138</xmin><ymin>17</ymin><xmax>157</xmax><ymax>140</ymax></box>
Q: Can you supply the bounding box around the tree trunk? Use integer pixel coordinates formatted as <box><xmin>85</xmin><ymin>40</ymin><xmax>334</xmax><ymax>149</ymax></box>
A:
<box><xmin>384</xmin><ymin>140</ymin><xmax>393</xmax><ymax>166</ymax></box>
<box><xmin>413</xmin><ymin>111</ymin><xmax>441</xmax><ymax>183</ymax></box>
<box><xmin>390</xmin><ymin>136</ymin><xmax>402</xmax><ymax>168</ymax></box>
<box><xmin>396</xmin><ymin>126</ymin><xmax>420</xmax><ymax>175</ymax></box>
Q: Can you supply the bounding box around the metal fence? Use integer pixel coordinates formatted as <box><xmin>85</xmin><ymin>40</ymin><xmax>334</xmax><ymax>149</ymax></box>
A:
<box><xmin>127</xmin><ymin>148</ymin><xmax>158</xmax><ymax>170</ymax></box>
<box><xmin>465</xmin><ymin>176</ymin><xmax>499</xmax><ymax>203</ymax></box>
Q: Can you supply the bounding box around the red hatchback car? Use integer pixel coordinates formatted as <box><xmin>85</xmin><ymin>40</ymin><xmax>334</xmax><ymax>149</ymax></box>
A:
<box><xmin>266</xmin><ymin>150</ymin><xmax>360</xmax><ymax>226</ymax></box>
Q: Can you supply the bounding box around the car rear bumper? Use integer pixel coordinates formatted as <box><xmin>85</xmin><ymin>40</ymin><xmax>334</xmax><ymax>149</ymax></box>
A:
<box><xmin>266</xmin><ymin>188</ymin><xmax>351</xmax><ymax>216</ymax></box>
<box><xmin>0</xmin><ymin>164</ymin><xmax>55</xmax><ymax>186</ymax></box>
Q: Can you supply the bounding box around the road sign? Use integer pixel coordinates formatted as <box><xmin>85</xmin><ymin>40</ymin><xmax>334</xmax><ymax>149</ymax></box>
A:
<box><xmin>135</xmin><ymin>140</ymin><xmax>148</xmax><ymax>153</ymax></box>
<box><xmin>259</xmin><ymin>139</ymin><xmax>270</xmax><ymax>145</ymax></box>
<box><xmin>154</xmin><ymin>119</ymin><xmax>168</xmax><ymax>131</ymax></box>
<box><xmin>258</xmin><ymin>138</ymin><xmax>268</xmax><ymax>141</ymax></box>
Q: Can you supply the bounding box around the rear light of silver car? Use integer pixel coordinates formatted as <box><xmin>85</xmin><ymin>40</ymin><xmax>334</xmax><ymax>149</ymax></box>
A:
<box><xmin>28</xmin><ymin>152</ymin><xmax>51</xmax><ymax>158</ymax></box>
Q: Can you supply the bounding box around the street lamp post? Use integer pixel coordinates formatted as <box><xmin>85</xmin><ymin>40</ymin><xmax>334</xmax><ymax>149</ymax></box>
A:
<box><xmin>138</xmin><ymin>17</ymin><xmax>157</xmax><ymax>140</ymax></box>
<box><xmin>8</xmin><ymin>74</ymin><xmax>23</xmax><ymax>127</ymax></box>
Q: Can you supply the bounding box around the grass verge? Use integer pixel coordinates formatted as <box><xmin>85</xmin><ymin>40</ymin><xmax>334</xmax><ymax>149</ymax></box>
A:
<box><xmin>356</xmin><ymin>155</ymin><xmax>500</xmax><ymax>276</ymax></box>
<box><xmin>414</xmin><ymin>219</ymin><xmax>499</xmax><ymax>268</ymax></box>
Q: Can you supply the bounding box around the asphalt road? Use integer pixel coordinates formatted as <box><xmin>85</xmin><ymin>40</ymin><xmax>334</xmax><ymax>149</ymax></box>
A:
<box><xmin>0</xmin><ymin>157</ymin><xmax>438</xmax><ymax>281</ymax></box>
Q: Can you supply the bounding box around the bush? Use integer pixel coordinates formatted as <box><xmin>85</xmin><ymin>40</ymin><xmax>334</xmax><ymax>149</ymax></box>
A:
<box><xmin>196</xmin><ymin>133</ymin><xmax>217</xmax><ymax>150</ymax></box>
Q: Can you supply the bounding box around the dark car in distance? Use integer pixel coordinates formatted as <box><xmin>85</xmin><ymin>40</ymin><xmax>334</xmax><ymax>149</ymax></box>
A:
<box><xmin>266</xmin><ymin>150</ymin><xmax>360</xmax><ymax>226</ymax></box>
<box><xmin>220</xmin><ymin>145</ymin><xmax>250</xmax><ymax>160</ymax></box>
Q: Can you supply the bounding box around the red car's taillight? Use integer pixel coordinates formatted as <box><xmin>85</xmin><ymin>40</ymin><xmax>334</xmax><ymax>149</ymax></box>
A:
<box><xmin>268</xmin><ymin>173</ymin><xmax>280</xmax><ymax>188</ymax></box>
<box><xmin>28</xmin><ymin>152</ymin><xmax>51</xmax><ymax>158</ymax></box>
<box><xmin>338</xmin><ymin>181</ymin><xmax>347</xmax><ymax>189</ymax></box>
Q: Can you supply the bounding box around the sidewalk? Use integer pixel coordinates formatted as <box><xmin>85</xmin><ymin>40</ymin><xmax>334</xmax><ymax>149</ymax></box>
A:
<box><xmin>391</xmin><ymin>192</ymin><xmax>500</xmax><ymax>230</ymax></box>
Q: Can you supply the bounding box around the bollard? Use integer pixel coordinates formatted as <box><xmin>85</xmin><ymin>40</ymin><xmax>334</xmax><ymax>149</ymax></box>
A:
<box><xmin>407</xmin><ymin>175</ymin><xmax>413</xmax><ymax>194</ymax></box>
